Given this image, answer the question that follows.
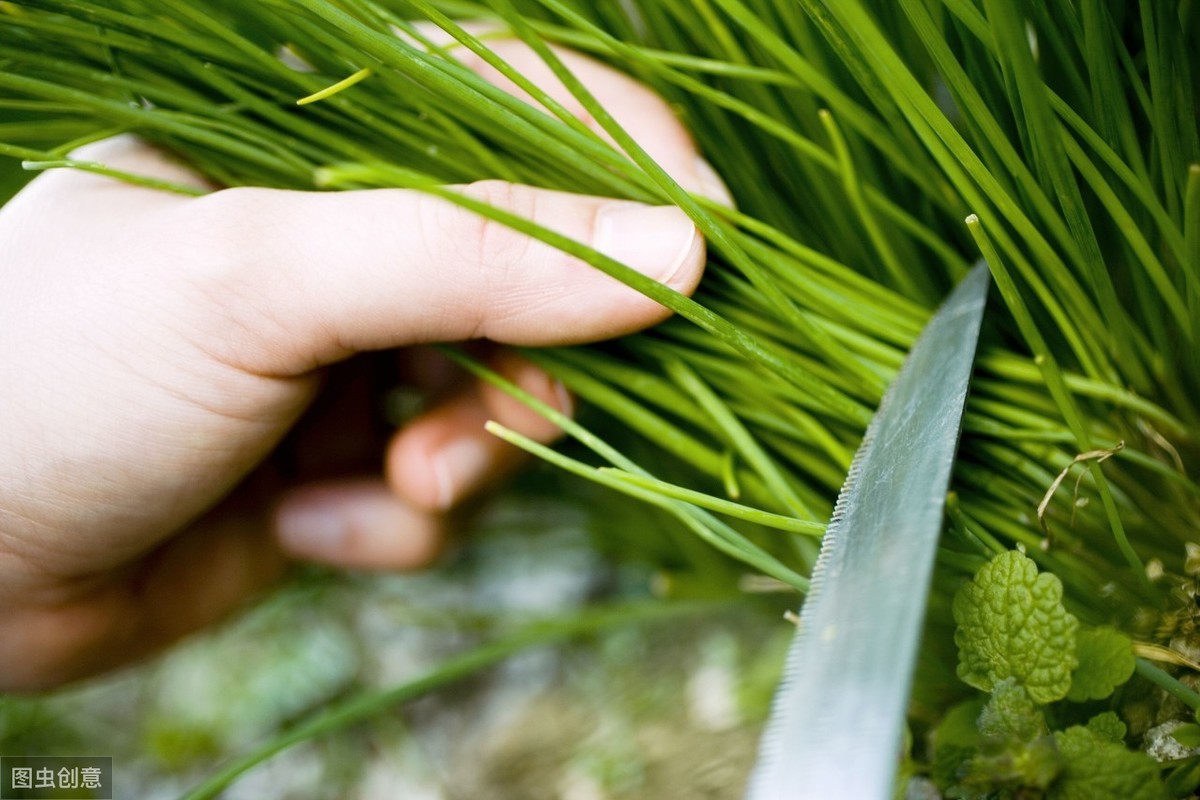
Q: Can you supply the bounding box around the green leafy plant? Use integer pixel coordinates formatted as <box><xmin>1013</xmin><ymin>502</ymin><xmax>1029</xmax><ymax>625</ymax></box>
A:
<box><xmin>2</xmin><ymin>0</ymin><xmax>1198</xmax><ymax>794</ymax></box>
<box><xmin>940</xmin><ymin>550</ymin><xmax>1168</xmax><ymax>799</ymax></box>
<box><xmin>938</xmin><ymin>690</ymin><xmax>1169</xmax><ymax>800</ymax></box>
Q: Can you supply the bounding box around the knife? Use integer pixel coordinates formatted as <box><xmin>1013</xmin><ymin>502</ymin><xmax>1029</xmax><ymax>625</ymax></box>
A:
<box><xmin>746</xmin><ymin>261</ymin><xmax>990</xmax><ymax>799</ymax></box>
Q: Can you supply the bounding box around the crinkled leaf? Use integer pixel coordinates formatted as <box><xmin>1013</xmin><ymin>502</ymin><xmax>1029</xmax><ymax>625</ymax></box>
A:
<box><xmin>957</xmin><ymin>736</ymin><xmax>1061</xmax><ymax>795</ymax></box>
<box><xmin>953</xmin><ymin>551</ymin><xmax>1079</xmax><ymax>703</ymax></box>
<box><xmin>1050</xmin><ymin>725</ymin><xmax>1169</xmax><ymax>800</ymax></box>
<box><xmin>1068</xmin><ymin>626</ymin><xmax>1135</xmax><ymax>702</ymax></box>
<box><xmin>977</xmin><ymin>679</ymin><xmax>1047</xmax><ymax>742</ymax></box>
<box><xmin>1086</xmin><ymin>711</ymin><xmax>1127</xmax><ymax>743</ymax></box>
<box><xmin>951</xmin><ymin>680</ymin><xmax>1060</xmax><ymax>794</ymax></box>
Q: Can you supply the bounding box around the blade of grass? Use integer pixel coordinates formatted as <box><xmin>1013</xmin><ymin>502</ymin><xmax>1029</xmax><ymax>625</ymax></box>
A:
<box><xmin>665</xmin><ymin>358</ymin><xmax>812</xmax><ymax>518</ymax></box>
<box><xmin>967</xmin><ymin>215</ymin><xmax>1152</xmax><ymax>593</ymax></box>
<box><xmin>597</xmin><ymin>468</ymin><xmax>824</xmax><ymax>536</ymax></box>
<box><xmin>487</xmin><ymin>0</ymin><xmax>888</xmax><ymax>396</ymax></box>
<box><xmin>487</xmin><ymin>421</ymin><xmax>809</xmax><ymax>588</ymax></box>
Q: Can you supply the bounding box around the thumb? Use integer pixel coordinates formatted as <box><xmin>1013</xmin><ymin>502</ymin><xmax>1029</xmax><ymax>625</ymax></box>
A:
<box><xmin>166</xmin><ymin>181</ymin><xmax>704</xmax><ymax>376</ymax></box>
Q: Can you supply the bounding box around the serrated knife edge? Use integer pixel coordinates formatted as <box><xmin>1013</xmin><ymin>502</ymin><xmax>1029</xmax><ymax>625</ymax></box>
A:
<box><xmin>746</xmin><ymin>262</ymin><xmax>990</xmax><ymax>800</ymax></box>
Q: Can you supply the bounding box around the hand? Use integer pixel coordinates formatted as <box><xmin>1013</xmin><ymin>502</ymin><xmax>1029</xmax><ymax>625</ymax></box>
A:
<box><xmin>0</xmin><ymin>36</ymin><xmax>726</xmax><ymax>690</ymax></box>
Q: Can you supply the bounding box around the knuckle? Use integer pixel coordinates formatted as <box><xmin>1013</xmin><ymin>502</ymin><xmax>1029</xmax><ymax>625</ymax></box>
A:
<box><xmin>427</xmin><ymin>181</ymin><xmax>542</xmax><ymax>338</ymax></box>
<box><xmin>456</xmin><ymin>180</ymin><xmax>538</xmax><ymax>276</ymax></box>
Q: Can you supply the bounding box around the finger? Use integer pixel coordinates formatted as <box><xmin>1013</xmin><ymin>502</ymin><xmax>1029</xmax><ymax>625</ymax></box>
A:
<box><xmin>413</xmin><ymin>23</ymin><xmax>732</xmax><ymax>205</ymax></box>
<box><xmin>386</xmin><ymin>353</ymin><xmax>571</xmax><ymax>511</ymax></box>
<box><xmin>274</xmin><ymin>478</ymin><xmax>444</xmax><ymax>570</ymax></box>
<box><xmin>475</xmin><ymin>349</ymin><xmax>573</xmax><ymax>443</ymax></box>
<box><xmin>385</xmin><ymin>386</ymin><xmax>519</xmax><ymax>512</ymax></box>
<box><xmin>165</xmin><ymin>182</ymin><xmax>704</xmax><ymax>375</ymax></box>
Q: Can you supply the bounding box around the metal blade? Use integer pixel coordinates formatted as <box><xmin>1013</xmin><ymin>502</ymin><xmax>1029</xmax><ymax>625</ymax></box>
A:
<box><xmin>746</xmin><ymin>262</ymin><xmax>990</xmax><ymax>800</ymax></box>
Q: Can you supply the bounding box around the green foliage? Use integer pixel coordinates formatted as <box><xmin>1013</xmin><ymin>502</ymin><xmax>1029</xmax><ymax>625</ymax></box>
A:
<box><xmin>1085</xmin><ymin>711</ymin><xmax>1127</xmax><ymax>744</ymax></box>
<box><xmin>0</xmin><ymin>1</ymin><xmax>1195</xmax><ymax>608</ymax></box>
<box><xmin>1067</xmin><ymin>626</ymin><xmax>1136</xmax><ymax>702</ymax></box>
<box><xmin>1050</xmin><ymin>725</ymin><xmax>1168</xmax><ymax>800</ymax></box>
<box><xmin>1170</xmin><ymin>723</ymin><xmax>1200</xmax><ymax>748</ymax></box>
<box><xmin>0</xmin><ymin>157</ymin><xmax>32</xmax><ymax>204</ymax></box>
<box><xmin>1164</xmin><ymin>755</ymin><xmax>1200</xmax><ymax>797</ymax></box>
<box><xmin>929</xmin><ymin>699</ymin><xmax>985</xmax><ymax>789</ymax></box>
<box><xmin>936</xmin><ymin>686</ymin><xmax>1167</xmax><ymax>800</ymax></box>
<box><xmin>952</xmin><ymin>681</ymin><xmax>1061</xmax><ymax>797</ymax></box>
<box><xmin>976</xmin><ymin>679</ymin><xmax>1048</xmax><ymax>743</ymax></box>
<box><xmin>939</xmin><ymin>553</ymin><xmax>1160</xmax><ymax>800</ymax></box>
<box><xmin>953</xmin><ymin>551</ymin><xmax>1079</xmax><ymax>703</ymax></box>
<box><xmin>1</xmin><ymin>0</ymin><xmax>1198</xmax><ymax>793</ymax></box>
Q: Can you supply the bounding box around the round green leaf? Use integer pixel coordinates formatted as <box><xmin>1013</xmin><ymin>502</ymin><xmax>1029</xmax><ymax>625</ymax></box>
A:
<box><xmin>953</xmin><ymin>550</ymin><xmax>1079</xmax><ymax>703</ymax></box>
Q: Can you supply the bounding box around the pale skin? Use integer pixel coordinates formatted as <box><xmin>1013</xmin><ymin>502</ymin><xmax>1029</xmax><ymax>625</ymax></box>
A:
<box><xmin>0</xmin><ymin>38</ymin><xmax>727</xmax><ymax>691</ymax></box>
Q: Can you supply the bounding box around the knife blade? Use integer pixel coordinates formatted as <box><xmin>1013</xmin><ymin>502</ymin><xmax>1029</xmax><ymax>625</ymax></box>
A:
<box><xmin>746</xmin><ymin>261</ymin><xmax>990</xmax><ymax>800</ymax></box>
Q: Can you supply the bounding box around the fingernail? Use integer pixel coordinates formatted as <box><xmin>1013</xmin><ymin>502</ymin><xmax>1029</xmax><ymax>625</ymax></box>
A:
<box><xmin>693</xmin><ymin>157</ymin><xmax>734</xmax><ymax>207</ymax></box>
<box><xmin>594</xmin><ymin>203</ymin><xmax>699</xmax><ymax>285</ymax></box>
<box><xmin>277</xmin><ymin>503</ymin><xmax>347</xmax><ymax>556</ymax></box>
<box><xmin>431</xmin><ymin>437</ymin><xmax>493</xmax><ymax>510</ymax></box>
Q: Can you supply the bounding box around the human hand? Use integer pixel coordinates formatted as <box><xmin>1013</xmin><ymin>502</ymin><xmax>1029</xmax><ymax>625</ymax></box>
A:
<box><xmin>0</xmin><ymin>38</ymin><xmax>726</xmax><ymax>690</ymax></box>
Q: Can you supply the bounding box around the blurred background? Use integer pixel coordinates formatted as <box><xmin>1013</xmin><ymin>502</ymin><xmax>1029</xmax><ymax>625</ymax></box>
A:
<box><xmin>0</xmin><ymin>441</ymin><xmax>789</xmax><ymax>799</ymax></box>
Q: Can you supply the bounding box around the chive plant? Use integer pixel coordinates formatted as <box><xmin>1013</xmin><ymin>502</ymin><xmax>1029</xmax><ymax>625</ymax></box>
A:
<box><xmin>2</xmin><ymin>0</ymin><xmax>1198</xmax><ymax>790</ymax></box>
